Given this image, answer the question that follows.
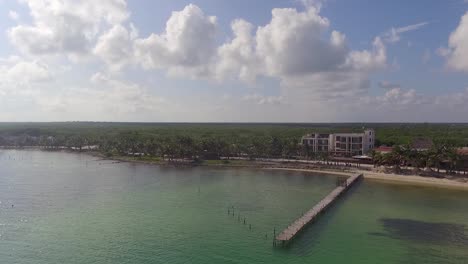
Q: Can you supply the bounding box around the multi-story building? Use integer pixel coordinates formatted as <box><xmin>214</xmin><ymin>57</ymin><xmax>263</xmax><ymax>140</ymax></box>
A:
<box><xmin>301</xmin><ymin>129</ymin><xmax>375</xmax><ymax>156</ymax></box>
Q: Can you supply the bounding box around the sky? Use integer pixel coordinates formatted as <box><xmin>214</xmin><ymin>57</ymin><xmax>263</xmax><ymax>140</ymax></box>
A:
<box><xmin>0</xmin><ymin>0</ymin><xmax>468</xmax><ymax>122</ymax></box>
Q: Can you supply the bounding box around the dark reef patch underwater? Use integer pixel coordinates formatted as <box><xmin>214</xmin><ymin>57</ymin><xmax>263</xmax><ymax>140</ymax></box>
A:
<box><xmin>370</xmin><ymin>218</ymin><xmax>468</xmax><ymax>246</ymax></box>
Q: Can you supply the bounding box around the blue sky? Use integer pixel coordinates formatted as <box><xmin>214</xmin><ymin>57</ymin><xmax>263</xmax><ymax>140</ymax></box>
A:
<box><xmin>0</xmin><ymin>0</ymin><xmax>468</xmax><ymax>122</ymax></box>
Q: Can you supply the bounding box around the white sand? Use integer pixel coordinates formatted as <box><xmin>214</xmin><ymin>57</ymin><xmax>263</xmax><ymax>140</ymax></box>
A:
<box><xmin>265</xmin><ymin>167</ymin><xmax>468</xmax><ymax>190</ymax></box>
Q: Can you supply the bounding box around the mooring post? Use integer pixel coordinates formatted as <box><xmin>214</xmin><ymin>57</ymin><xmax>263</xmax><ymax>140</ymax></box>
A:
<box><xmin>272</xmin><ymin>227</ymin><xmax>277</xmax><ymax>246</ymax></box>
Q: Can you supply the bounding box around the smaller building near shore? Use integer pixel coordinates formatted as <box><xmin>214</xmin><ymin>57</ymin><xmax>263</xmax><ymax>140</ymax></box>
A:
<box><xmin>456</xmin><ymin>147</ymin><xmax>468</xmax><ymax>169</ymax></box>
<box><xmin>410</xmin><ymin>138</ymin><xmax>434</xmax><ymax>151</ymax></box>
<box><xmin>374</xmin><ymin>146</ymin><xmax>394</xmax><ymax>154</ymax></box>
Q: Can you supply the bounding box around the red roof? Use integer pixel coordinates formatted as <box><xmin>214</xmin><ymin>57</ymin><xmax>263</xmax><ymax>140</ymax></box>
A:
<box><xmin>457</xmin><ymin>147</ymin><xmax>468</xmax><ymax>156</ymax></box>
<box><xmin>375</xmin><ymin>146</ymin><xmax>393</xmax><ymax>152</ymax></box>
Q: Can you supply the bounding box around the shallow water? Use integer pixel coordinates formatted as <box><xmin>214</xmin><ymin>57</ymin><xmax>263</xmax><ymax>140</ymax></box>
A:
<box><xmin>0</xmin><ymin>150</ymin><xmax>467</xmax><ymax>264</ymax></box>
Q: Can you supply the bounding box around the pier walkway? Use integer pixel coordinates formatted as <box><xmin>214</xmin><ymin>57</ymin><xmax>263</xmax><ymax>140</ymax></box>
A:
<box><xmin>275</xmin><ymin>173</ymin><xmax>363</xmax><ymax>244</ymax></box>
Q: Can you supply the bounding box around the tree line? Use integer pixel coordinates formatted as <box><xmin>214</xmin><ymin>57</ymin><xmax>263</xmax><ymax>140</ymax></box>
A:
<box><xmin>0</xmin><ymin>123</ymin><xmax>466</xmax><ymax>172</ymax></box>
<box><xmin>370</xmin><ymin>143</ymin><xmax>465</xmax><ymax>174</ymax></box>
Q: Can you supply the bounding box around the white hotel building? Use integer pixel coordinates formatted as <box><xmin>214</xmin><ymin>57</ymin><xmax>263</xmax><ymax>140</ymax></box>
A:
<box><xmin>301</xmin><ymin>129</ymin><xmax>375</xmax><ymax>156</ymax></box>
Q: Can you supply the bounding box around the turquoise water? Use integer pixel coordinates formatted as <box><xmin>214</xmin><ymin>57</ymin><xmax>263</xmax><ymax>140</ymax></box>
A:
<box><xmin>0</xmin><ymin>150</ymin><xmax>467</xmax><ymax>263</ymax></box>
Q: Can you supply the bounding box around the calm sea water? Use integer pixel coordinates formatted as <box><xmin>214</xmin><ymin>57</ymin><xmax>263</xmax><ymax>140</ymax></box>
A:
<box><xmin>0</xmin><ymin>150</ymin><xmax>467</xmax><ymax>264</ymax></box>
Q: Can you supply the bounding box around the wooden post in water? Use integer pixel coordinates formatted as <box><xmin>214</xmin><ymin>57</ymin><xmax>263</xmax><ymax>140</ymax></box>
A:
<box><xmin>272</xmin><ymin>227</ymin><xmax>277</xmax><ymax>246</ymax></box>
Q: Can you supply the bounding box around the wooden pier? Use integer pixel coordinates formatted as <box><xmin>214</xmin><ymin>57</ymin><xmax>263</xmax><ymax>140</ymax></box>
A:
<box><xmin>275</xmin><ymin>173</ymin><xmax>363</xmax><ymax>244</ymax></box>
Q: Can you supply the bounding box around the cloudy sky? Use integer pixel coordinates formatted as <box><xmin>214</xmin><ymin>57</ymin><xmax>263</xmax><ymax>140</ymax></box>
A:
<box><xmin>0</xmin><ymin>0</ymin><xmax>467</xmax><ymax>122</ymax></box>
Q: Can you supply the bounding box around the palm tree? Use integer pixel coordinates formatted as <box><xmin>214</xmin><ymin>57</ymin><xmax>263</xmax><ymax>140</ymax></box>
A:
<box><xmin>445</xmin><ymin>147</ymin><xmax>461</xmax><ymax>175</ymax></box>
<box><xmin>370</xmin><ymin>150</ymin><xmax>384</xmax><ymax>168</ymax></box>
<box><xmin>386</xmin><ymin>145</ymin><xmax>407</xmax><ymax>173</ymax></box>
<box><xmin>282</xmin><ymin>138</ymin><xmax>299</xmax><ymax>159</ymax></box>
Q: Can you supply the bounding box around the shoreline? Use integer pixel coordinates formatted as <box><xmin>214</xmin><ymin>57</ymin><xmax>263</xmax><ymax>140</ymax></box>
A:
<box><xmin>102</xmin><ymin>154</ymin><xmax>468</xmax><ymax>191</ymax></box>
<box><xmin>3</xmin><ymin>148</ymin><xmax>468</xmax><ymax>191</ymax></box>
<box><xmin>265</xmin><ymin>167</ymin><xmax>468</xmax><ymax>190</ymax></box>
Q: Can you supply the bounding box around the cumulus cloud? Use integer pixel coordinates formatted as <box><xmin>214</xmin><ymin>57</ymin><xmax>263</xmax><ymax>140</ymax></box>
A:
<box><xmin>7</xmin><ymin>1</ymin><xmax>438</xmax><ymax>122</ymax></box>
<box><xmin>215</xmin><ymin>19</ymin><xmax>257</xmax><ymax>82</ymax></box>
<box><xmin>0</xmin><ymin>57</ymin><xmax>53</xmax><ymax>95</ymax></box>
<box><xmin>214</xmin><ymin>5</ymin><xmax>385</xmax><ymax>99</ymax></box>
<box><xmin>7</xmin><ymin>61</ymin><xmax>51</xmax><ymax>83</ymax></box>
<box><xmin>129</xmin><ymin>4</ymin><xmax>386</xmax><ymax>100</ymax></box>
<box><xmin>255</xmin><ymin>7</ymin><xmax>347</xmax><ymax>76</ymax></box>
<box><xmin>346</xmin><ymin>37</ymin><xmax>386</xmax><ymax>71</ymax></box>
<box><xmin>93</xmin><ymin>24</ymin><xmax>137</xmax><ymax>71</ymax></box>
<box><xmin>5</xmin><ymin>2</ymin><xmax>383</xmax><ymax>101</ymax></box>
<box><xmin>134</xmin><ymin>4</ymin><xmax>217</xmax><ymax>78</ymax></box>
<box><xmin>8</xmin><ymin>0</ymin><xmax>129</xmax><ymax>57</ymax></box>
<box><xmin>377</xmin><ymin>88</ymin><xmax>419</xmax><ymax>105</ymax></box>
<box><xmin>442</xmin><ymin>11</ymin><xmax>468</xmax><ymax>72</ymax></box>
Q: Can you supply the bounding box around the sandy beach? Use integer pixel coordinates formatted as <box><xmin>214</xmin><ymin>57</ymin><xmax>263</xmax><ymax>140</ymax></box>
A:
<box><xmin>265</xmin><ymin>167</ymin><xmax>468</xmax><ymax>190</ymax></box>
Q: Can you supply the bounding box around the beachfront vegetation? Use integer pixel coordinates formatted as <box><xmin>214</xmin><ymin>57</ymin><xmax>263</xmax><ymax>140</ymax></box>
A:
<box><xmin>370</xmin><ymin>143</ymin><xmax>464</xmax><ymax>174</ymax></box>
<box><xmin>0</xmin><ymin>123</ymin><xmax>467</xmax><ymax>172</ymax></box>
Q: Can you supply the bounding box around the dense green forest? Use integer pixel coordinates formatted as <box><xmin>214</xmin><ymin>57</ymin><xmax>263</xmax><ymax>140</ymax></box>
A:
<box><xmin>0</xmin><ymin>122</ymin><xmax>467</xmax><ymax>161</ymax></box>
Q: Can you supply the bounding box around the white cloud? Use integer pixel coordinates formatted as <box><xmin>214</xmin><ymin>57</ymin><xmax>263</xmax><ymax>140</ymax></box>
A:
<box><xmin>214</xmin><ymin>5</ymin><xmax>385</xmax><ymax>100</ymax></box>
<box><xmin>242</xmin><ymin>94</ymin><xmax>285</xmax><ymax>105</ymax></box>
<box><xmin>435</xmin><ymin>87</ymin><xmax>468</xmax><ymax>106</ymax></box>
<box><xmin>10</xmin><ymin>2</ymin><xmax>466</xmax><ymax>122</ymax></box>
<box><xmin>256</xmin><ymin>7</ymin><xmax>347</xmax><ymax>76</ymax></box>
<box><xmin>37</xmin><ymin>72</ymin><xmax>167</xmax><ymax>119</ymax></box>
<box><xmin>215</xmin><ymin>19</ymin><xmax>258</xmax><ymax>82</ymax></box>
<box><xmin>346</xmin><ymin>37</ymin><xmax>386</xmax><ymax>71</ymax></box>
<box><xmin>134</xmin><ymin>4</ymin><xmax>217</xmax><ymax>78</ymax></box>
<box><xmin>383</xmin><ymin>22</ymin><xmax>429</xmax><ymax>43</ymax></box>
<box><xmin>377</xmin><ymin>87</ymin><xmax>418</xmax><ymax>105</ymax></box>
<box><xmin>93</xmin><ymin>24</ymin><xmax>136</xmax><ymax>71</ymax></box>
<box><xmin>442</xmin><ymin>11</ymin><xmax>468</xmax><ymax>72</ymax></box>
<box><xmin>7</xmin><ymin>60</ymin><xmax>52</xmax><ymax>83</ymax></box>
<box><xmin>8</xmin><ymin>0</ymin><xmax>129</xmax><ymax>57</ymax></box>
<box><xmin>131</xmin><ymin>4</ymin><xmax>385</xmax><ymax>101</ymax></box>
<box><xmin>0</xmin><ymin>57</ymin><xmax>53</xmax><ymax>95</ymax></box>
<box><xmin>8</xmin><ymin>10</ymin><xmax>20</xmax><ymax>21</ymax></box>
